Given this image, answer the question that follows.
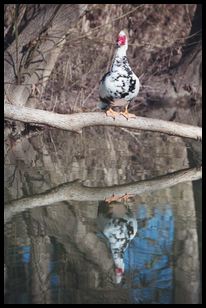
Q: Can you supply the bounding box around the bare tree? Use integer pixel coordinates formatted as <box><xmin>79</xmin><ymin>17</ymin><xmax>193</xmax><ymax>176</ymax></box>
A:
<box><xmin>4</xmin><ymin>4</ymin><xmax>88</xmax><ymax>107</ymax></box>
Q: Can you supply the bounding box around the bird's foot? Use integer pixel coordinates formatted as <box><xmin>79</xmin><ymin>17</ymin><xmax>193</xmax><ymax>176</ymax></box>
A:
<box><xmin>105</xmin><ymin>193</ymin><xmax>135</xmax><ymax>204</ymax></box>
<box><xmin>120</xmin><ymin>110</ymin><xmax>136</xmax><ymax>120</ymax></box>
<box><xmin>117</xmin><ymin>193</ymin><xmax>135</xmax><ymax>202</ymax></box>
<box><xmin>106</xmin><ymin>108</ymin><xmax>119</xmax><ymax>120</ymax></box>
<box><xmin>105</xmin><ymin>194</ymin><xmax>121</xmax><ymax>204</ymax></box>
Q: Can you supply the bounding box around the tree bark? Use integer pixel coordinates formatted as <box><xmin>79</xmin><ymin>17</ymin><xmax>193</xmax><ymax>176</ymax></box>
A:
<box><xmin>4</xmin><ymin>4</ymin><xmax>88</xmax><ymax>107</ymax></box>
<box><xmin>4</xmin><ymin>103</ymin><xmax>202</xmax><ymax>140</ymax></box>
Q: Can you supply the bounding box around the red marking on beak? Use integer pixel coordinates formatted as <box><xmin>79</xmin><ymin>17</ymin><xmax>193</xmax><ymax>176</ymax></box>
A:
<box><xmin>115</xmin><ymin>267</ymin><xmax>123</xmax><ymax>275</ymax></box>
<box><xmin>117</xmin><ymin>35</ymin><xmax>126</xmax><ymax>46</ymax></box>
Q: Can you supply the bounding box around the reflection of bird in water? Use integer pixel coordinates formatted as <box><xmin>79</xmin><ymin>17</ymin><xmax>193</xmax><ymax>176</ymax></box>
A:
<box><xmin>99</xmin><ymin>30</ymin><xmax>140</xmax><ymax>119</ymax></box>
<box><xmin>97</xmin><ymin>200</ymin><xmax>138</xmax><ymax>284</ymax></box>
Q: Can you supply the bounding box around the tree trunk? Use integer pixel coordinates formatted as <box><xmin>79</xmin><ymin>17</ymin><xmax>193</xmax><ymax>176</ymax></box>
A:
<box><xmin>4</xmin><ymin>4</ymin><xmax>88</xmax><ymax>107</ymax></box>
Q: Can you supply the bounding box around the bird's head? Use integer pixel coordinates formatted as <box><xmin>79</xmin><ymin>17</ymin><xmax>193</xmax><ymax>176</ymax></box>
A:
<box><xmin>116</xmin><ymin>30</ymin><xmax>128</xmax><ymax>48</ymax></box>
<box><xmin>114</xmin><ymin>258</ymin><xmax>125</xmax><ymax>284</ymax></box>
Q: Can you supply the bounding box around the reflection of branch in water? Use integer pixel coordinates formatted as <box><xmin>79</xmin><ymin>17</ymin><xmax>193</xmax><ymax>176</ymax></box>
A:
<box><xmin>4</xmin><ymin>166</ymin><xmax>202</xmax><ymax>223</ymax></box>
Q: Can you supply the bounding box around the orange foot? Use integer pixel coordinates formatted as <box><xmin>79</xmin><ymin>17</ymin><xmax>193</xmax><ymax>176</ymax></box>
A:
<box><xmin>106</xmin><ymin>108</ymin><xmax>119</xmax><ymax>120</ymax></box>
<box><xmin>117</xmin><ymin>193</ymin><xmax>135</xmax><ymax>202</ymax></box>
<box><xmin>120</xmin><ymin>106</ymin><xmax>136</xmax><ymax>120</ymax></box>
<box><xmin>105</xmin><ymin>193</ymin><xmax>135</xmax><ymax>204</ymax></box>
<box><xmin>105</xmin><ymin>194</ymin><xmax>121</xmax><ymax>204</ymax></box>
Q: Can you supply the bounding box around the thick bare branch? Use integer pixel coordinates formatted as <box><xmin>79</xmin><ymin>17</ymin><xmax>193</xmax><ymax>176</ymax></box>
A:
<box><xmin>4</xmin><ymin>103</ymin><xmax>202</xmax><ymax>140</ymax></box>
<box><xmin>4</xmin><ymin>166</ymin><xmax>202</xmax><ymax>222</ymax></box>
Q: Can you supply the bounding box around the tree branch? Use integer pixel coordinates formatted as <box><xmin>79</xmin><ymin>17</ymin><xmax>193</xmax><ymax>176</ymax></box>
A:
<box><xmin>4</xmin><ymin>103</ymin><xmax>202</xmax><ymax>140</ymax></box>
<box><xmin>4</xmin><ymin>166</ymin><xmax>202</xmax><ymax>222</ymax></box>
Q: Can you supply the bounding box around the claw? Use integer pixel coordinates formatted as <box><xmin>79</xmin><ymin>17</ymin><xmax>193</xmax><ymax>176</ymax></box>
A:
<box><xmin>118</xmin><ymin>193</ymin><xmax>135</xmax><ymax>202</ymax></box>
<box><xmin>106</xmin><ymin>108</ymin><xmax>119</xmax><ymax>119</ymax></box>
<box><xmin>105</xmin><ymin>194</ymin><xmax>120</xmax><ymax>204</ymax></box>
<box><xmin>120</xmin><ymin>106</ymin><xmax>136</xmax><ymax>120</ymax></box>
<box><xmin>105</xmin><ymin>193</ymin><xmax>135</xmax><ymax>204</ymax></box>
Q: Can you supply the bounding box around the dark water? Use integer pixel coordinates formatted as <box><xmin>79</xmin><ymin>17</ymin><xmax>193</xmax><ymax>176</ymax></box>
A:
<box><xmin>4</xmin><ymin>128</ymin><xmax>202</xmax><ymax>304</ymax></box>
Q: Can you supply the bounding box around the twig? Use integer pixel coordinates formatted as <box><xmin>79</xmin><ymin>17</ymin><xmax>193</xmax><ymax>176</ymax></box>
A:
<box><xmin>53</xmin><ymin>5</ymin><xmax>145</xmax><ymax>48</ymax></box>
<box><xmin>14</xmin><ymin>5</ymin><xmax>20</xmax><ymax>84</ymax></box>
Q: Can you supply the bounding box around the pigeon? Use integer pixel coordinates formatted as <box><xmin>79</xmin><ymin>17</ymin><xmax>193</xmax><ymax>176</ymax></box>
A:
<box><xmin>99</xmin><ymin>30</ymin><xmax>140</xmax><ymax>119</ymax></box>
<box><xmin>97</xmin><ymin>200</ymin><xmax>138</xmax><ymax>284</ymax></box>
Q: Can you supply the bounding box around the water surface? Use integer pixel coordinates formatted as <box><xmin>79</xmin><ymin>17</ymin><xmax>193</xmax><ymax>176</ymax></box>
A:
<box><xmin>4</xmin><ymin>127</ymin><xmax>202</xmax><ymax>304</ymax></box>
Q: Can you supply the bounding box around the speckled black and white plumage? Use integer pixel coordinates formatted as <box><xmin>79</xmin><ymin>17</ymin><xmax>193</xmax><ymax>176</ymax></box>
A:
<box><xmin>97</xmin><ymin>201</ymin><xmax>138</xmax><ymax>284</ymax></box>
<box><xmin>99</xmin><ymin>30</ymin><xmax>140</xmax><ymax>110</ymax></box>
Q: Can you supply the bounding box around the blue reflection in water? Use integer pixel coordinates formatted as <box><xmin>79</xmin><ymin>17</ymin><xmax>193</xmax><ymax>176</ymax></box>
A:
<box><xmin>21</xmin><ymin>245</ymin><xmax>31</xmax><ymax>264</ymax></box>
<box><xmin>49</xmin><ymin>260</ymin><xmax>60</xmax><ymax>288</ymax></box>
<box><xmin>124</xmin><ymin>204</ymin><xmax>174</xmax><ymax>304</ymax></box>
<box><xmin>51</xmin><ymin>273</ymin><xmax>60</xmax><ymax>287</ymax></box>
<box><xmin>5</xmin><ymin>244</ymin><xmax>31</xmax><ymax>304</ymax></box>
